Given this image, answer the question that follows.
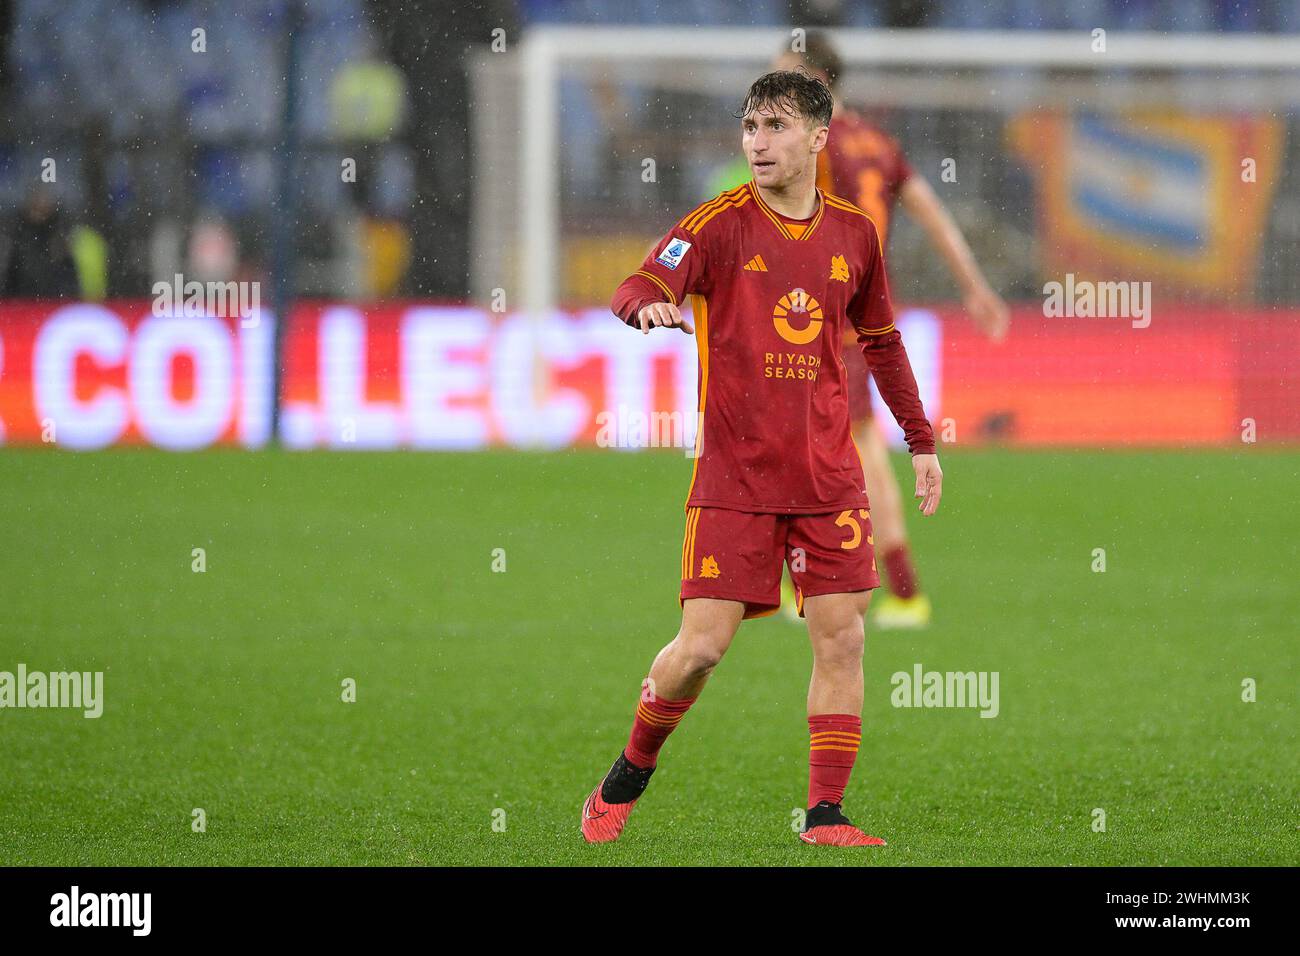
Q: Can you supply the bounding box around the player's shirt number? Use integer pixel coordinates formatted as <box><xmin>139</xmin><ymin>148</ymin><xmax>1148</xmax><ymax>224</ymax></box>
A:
<box><xmin>836</xmin><ymin>509</ymin><xmax>873</xmax><ymax>550</ymax></box>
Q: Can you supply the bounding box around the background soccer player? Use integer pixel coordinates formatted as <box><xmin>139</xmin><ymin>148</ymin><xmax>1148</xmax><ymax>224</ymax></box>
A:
<box><xmin>583</xmin><ymin>70</ymin><xmax>942</xmax><ymax>848</ymax></box>
<box><xmin>770</xmin><ymin>33</ymin><xmax>1010</xmax><ymax>629</ymax></box>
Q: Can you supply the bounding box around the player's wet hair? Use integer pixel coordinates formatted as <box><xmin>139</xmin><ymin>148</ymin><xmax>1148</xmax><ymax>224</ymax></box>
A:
<box><xmin>734</xmin><ymin>69</ymin><xmax>833</xmax><ymax>130</ymax></box>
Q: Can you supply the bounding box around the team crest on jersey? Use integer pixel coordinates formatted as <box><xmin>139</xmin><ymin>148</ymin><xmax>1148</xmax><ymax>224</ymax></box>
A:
<box><xmin>829</xmin><ymin>254</ymin><xmax>849</xmax><ymax>282</ymax></box>
<box><xmin>699</xmin><ymin>555</ymin><xmax>720</xmax><ymax>578</ymax></box>
<box><xmin>655</xmin><ymin>238</ymin><xmax>692</xmax><ymax>270</ymax></box>
<box><xmin>773</xmin><ymin>288</ymin><xmax>824</xmax><ymax>345</ymax></box>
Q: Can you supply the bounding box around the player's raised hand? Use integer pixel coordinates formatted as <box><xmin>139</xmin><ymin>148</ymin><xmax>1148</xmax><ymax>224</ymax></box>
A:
<box><xmin>965</xmin><ymin>284</ymin><xmax>1010</xmax><ymax>342</ymax></box>
<box><xmin>637</xmin><ymin>301</ymin><xmax>694</xmax><ymax>336</ymax></box>
<box><xmin>912</xmin><ymin>453</ymin><xmax>943</xmax><ymax>516</ymax></box>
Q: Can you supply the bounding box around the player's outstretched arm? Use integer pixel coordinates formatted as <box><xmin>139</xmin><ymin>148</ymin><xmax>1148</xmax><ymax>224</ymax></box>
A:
<box><xmin>899</xmin><ymin>176</ymin><xmax>1009</xmax><ymax>341</ymax></box>
<box><xmin>610</xmin><ymin>223</ymin><xmax>707</xmax><ymax>333</ymax></box>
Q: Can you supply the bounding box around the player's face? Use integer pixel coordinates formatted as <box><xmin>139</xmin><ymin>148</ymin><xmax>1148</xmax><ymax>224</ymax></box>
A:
<box><xmin>742</xmin><ymin>104</ymin><xmax>823</xmax><ymax>189</ymax></box>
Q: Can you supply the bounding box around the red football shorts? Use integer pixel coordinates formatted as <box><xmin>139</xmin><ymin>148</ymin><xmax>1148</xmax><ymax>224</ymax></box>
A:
<box><xmin>679</xmin><ymin>506</ymin><xmax>880</xmax><ymax>619</ymax></box>
<box><xmin>842</xmin><ymin>336</ymin><xmax>874</xmax><ymax>424</ymax></box>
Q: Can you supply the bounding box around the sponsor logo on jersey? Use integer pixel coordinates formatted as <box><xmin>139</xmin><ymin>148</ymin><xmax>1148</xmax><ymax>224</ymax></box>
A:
<box><xmin>742</xmin><ymin>254</ymin><xmax>769</xmax><ymax>272</ymax></box>
<box><xmin>773</xmin><ymin>288</ymin><xmax>824</xmax><ymax>345</ymax></box>
<box><xmin>655</xmin><ymin>238</ymin><xmax>692</xmax><ymax>270</ymax></box>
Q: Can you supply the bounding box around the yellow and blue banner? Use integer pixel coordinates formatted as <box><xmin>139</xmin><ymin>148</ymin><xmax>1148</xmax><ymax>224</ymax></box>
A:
<box><xmin>1008</xmin><ymin>110</ymin><xmax>1283</xmax><ymax>298</ymax></box>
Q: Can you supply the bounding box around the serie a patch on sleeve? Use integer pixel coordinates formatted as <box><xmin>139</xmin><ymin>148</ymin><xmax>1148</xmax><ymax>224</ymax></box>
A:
<box><xmin>655</xmin><ymin>238</ymin><xmax>692</xmax><ymax>270</ymax></box>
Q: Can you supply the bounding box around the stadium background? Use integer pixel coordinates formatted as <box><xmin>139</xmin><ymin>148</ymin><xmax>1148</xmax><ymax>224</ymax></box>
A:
<box><xmin>0</xmin><ymin>0</ymin><xmax>1296</xmax><ymax>867</ymax></box>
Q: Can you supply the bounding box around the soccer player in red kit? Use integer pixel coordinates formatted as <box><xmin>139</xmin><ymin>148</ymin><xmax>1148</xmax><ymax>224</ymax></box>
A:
<box><xmin>773</xmin><ymin>35</ymin><xmax>1009</xmax><ymax>629</ymax></box>
<box><xmin>581</xmin><ymin>70</ymin><xmax>942</xmax><ymax>847</ymax></box>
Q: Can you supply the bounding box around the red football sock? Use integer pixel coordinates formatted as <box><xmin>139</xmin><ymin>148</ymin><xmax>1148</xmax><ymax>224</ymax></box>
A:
<box><xmin>882</xmin><ymin>545</ymin><xmax>920</xmax><ymax>599</ymax></box>
<box><xmin>624</xmin><ymin>686</ymin><xmax>696</xmax><ymax>768</ymax></box>
<box><xmin>808</xmin><ymin>714</ymin><xmax>862</xmax><ymax>808</ymax></box>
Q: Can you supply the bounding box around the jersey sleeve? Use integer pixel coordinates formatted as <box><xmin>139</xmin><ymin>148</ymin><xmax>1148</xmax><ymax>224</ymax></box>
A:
<box><xmin>849</xmin><ymin>220</ymin><xmax>936</xmax><ymax>455</ymax></box>
<box><xmin>610</xmin><ymin>223</ymin><xmax>709</xmax><ymax>327</ymax></box>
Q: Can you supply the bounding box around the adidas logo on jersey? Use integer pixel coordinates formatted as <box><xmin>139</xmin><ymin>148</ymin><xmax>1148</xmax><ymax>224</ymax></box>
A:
<box><xmin>742</xmin><ymin>254</ymin><xmax>769</xmax><ymax>272</ymax></box>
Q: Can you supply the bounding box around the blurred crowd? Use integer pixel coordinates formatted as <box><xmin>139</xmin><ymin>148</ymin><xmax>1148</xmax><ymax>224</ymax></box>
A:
<box><xmin>522</xmin><ymin>0</ymin><xmax>1300</xmax><ymax>31</ymax></box>
<box><xmin>0</xmin><ymin>0</ymin><xmax>439</xmax><ymax>301</ymax></box>
<box><xmin>0</xmin><ymin>0</ymin><xmax>1295</xmax><ymax>303</ymax></box>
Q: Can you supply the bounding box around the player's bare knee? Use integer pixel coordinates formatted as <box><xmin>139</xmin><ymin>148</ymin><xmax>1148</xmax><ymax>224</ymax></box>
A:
<box><xmin>669</xmin><ymin>622</ymin><xmax>730</xmax><ymax>673</ymax></box>
<box><xmin>675</xmin><ymin>636</ymin><xmax>725</xmax><ymax>677</ymax></box>
<box><xmin>810</xmin><ymin>621</ymin><xmax>865</xmax><ymax>665</ymax></box>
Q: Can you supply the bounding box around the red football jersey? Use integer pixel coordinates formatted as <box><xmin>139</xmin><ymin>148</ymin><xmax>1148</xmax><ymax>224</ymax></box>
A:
<box><xmin>611</xmin><ymin>180</ymin><xmax>935</xmax><ymax>515</ymax></box>
<box><xmin>816</xmin><ymin>107</ymin><xmax>913</xmax><ymax>244</ymax></box>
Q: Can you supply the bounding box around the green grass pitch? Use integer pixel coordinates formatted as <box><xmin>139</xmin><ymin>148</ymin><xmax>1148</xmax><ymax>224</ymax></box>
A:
<box><xmin>0</xmin><ymin>447</ymin><xmax>1295</xmax><ymax>866</ymax></box>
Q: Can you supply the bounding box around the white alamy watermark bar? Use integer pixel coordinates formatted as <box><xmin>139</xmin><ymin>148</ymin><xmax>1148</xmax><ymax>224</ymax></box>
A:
<box><xmin>0</xmin><ymin>664</ymin><xmax>104</xmax><ymax>718</ymax></box>
<box><xmin>151</xmin><ymin>273</ymin><xmax>261</xmax><ymax>327</ymax></box>
<box><xmin>890</xmin><ymin>663</ymin><xmax>999</xmax><ymax>718</ymax></box>
<box><xmin>1042</xmin><ymin>273</ymin><xmax>1152</xmax><ymax>329</ymax></box>
<box><xmin>594</xmin><ymin>404</ymin><xmax>701</xmax><ymax>457</ymax></box>
<box><xmin>50</xmin><ymin>886</ymin><xmax>150</xmax><ymax>936</ymax></box>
